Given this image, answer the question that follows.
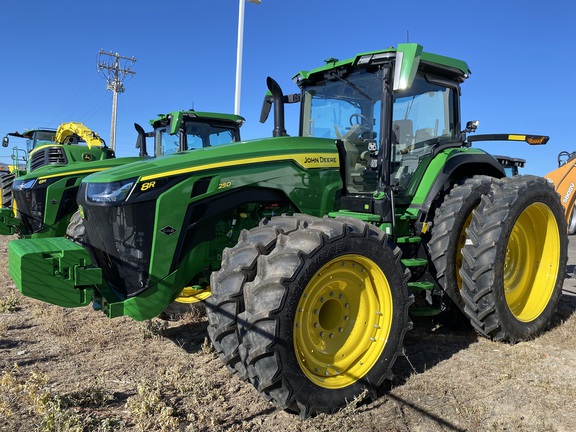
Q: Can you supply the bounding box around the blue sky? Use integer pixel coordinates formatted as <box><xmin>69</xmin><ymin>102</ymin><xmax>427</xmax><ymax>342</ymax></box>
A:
<box><xmin>1</xmin><ymin>0</ymin><xmax>574</xmax><ymax>177</ymax></box>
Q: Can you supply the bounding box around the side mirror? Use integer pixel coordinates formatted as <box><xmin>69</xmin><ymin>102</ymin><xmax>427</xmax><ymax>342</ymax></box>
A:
<box><xmin>2</xmin><ymin>136</ymin><xmax>8</xmax><ymax>147</ymax></box>
<box><xmin>464</xmin><ymin>120</ymin><xmax>479</xmax><ymax>133</ymax></box>
<box><xmin>259</xmin><ymin>92</ymin><xmax>273</xmax><ymax>124</ymax></box>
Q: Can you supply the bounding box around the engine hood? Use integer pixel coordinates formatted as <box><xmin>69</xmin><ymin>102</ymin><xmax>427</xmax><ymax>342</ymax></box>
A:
<box><xmin>80</xmin><ymin>136</ymin><xmax>339</xmax><ymax>185</ymax></box>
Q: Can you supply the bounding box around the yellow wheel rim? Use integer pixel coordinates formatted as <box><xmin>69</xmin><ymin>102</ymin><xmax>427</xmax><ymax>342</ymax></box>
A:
<box><xmin>293</xmin><ymin>254</ymin><xmax>393</xmax><ymax>389</ymax></box>
<box><xmin>504</xmin><ymin>203</ymin><xmax>560</xmax><ymax>322</ymax></box>
<box><xmin>456</xmin><ymin>212</ymin><xmax>474</xmax><ymax>290</ymax></box>
<box><xmin>175</xmin><ymin>286</ymin><xmax>211</xmax><ymax>304</ymax></box>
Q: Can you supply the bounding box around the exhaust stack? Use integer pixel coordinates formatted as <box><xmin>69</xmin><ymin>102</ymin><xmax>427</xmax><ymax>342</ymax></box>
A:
<box><xmin>266</xmin><ymin>77</ymin><xmax>287</xmax><ymax>137</ymax></box>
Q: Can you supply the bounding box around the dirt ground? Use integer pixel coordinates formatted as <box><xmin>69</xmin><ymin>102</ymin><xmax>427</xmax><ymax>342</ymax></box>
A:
<box><xmin>1</xmin><ymin>233</ymin><xmax>575</xmax><ymax>432</ymax></box>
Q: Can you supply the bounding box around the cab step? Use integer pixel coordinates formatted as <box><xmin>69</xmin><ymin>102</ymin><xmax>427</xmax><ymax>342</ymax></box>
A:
<box><xmin>396</xmin><ymin>235</ymin><xmax>421</xmax><ymax>245</ymax></box>
<box><xmin>401</xmin><ymin>258</ymin><xmax>428</xmax><ymax>268</ymax></box>
<box><xmin>408</xmin><ymin>281</ymin><xmax>435</xmax><ymax>291</ymax></box>
<box><xmin>410</xmin><ymin>306</ymin><xmax>444</xmax><ymax>317</ymax></box>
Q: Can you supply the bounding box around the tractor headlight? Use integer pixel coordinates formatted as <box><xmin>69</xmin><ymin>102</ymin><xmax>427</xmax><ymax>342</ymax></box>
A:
<box><xmin>86</xmin><ymin>178</ymin><xmax>136</xmax><ymax>203</ymax></box>
<box><xmin>14</xmin><ymin>178</ymin><xmax>36</xmax><ymax>190</ymax></box>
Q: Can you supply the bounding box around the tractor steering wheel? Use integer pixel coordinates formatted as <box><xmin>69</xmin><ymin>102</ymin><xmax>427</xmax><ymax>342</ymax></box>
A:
<box><xmin>349</xmin><ymin>113</ymin><xmax>371</xmax><ymax>127</ymax></box>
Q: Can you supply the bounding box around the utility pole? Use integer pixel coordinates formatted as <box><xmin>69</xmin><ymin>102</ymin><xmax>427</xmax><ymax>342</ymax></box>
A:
<box><xmin>97</xmin><ymin>50</ymin><xmax>136</xmax><ymax>151</ymax></box>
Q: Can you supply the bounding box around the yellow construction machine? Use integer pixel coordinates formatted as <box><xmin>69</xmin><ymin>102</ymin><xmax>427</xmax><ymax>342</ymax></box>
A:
<box><xmin>545</xmin><ymin>150</ymin><xmax>576</xmax><ymax>234</ymax></box>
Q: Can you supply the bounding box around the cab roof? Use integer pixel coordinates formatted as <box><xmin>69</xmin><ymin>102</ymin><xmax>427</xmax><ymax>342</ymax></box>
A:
<box><xmin>293</xmin><ymin>43</ymin><xmax>470</xmax><ymax>88</ymax></box>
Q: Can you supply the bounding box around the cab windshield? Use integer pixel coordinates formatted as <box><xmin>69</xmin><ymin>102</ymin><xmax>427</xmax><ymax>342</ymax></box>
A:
<box><xmin>155</xmin><ymin>119</ymin><xmax>240</xmax><ymax>156</ymax></box>
<box><xmin>29</xmin><ymin>130</ymin><xmax>56</xmax><ymax>151</ymax></box>
<box><xmin>301</xmin><ymin>69</ymin><xmax>456</xmax><ymax>193</ymax></box>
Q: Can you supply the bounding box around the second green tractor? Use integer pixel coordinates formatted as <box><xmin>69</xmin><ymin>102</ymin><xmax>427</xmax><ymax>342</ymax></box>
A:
<box><xmin>0</xmin><ymin>111</ymin><xmax>244</xmax><ymax>239</ymax></box>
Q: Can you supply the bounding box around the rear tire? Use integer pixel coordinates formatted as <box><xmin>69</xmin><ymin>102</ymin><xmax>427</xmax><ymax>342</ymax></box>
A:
<box><xmin>0</xmin><ymin>173</ymin><xmax>15</xmax><ymax>208</ymax></box>
<box><xmin>460</xmin><ymin>175</ymin><xmax>567</xmax><ymax>342</ymax></box>
<box><xmin>428</xmin><ymin>175</ymin><xmax>497</xmax><ymax>312</ymax></box>
<box><xmin>237</xmin><ymin>214</ymin><xmax>412</xmax><ymax>418</ymax></box>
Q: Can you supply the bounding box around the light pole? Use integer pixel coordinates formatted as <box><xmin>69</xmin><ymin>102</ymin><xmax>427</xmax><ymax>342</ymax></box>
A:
<box><xmin>235</xmin><ymin>0</ymin><xmax>261</xmax><ymax>115</ymax></box>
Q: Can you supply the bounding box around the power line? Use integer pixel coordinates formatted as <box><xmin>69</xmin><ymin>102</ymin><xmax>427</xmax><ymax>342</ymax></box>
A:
<box><xmin>97</xmin><ymin>50</ymin><xmax>136</xmax><ymax>151</ymax></box>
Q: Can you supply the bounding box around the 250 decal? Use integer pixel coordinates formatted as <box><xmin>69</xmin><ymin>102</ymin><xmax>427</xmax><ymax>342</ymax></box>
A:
<box><xmin>218</xmin><ymin>181</ymin><xmax>232</xmax><ymax>190</ymax></box>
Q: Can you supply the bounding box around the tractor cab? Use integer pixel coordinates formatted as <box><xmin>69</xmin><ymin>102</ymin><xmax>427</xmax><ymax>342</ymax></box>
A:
<box><xmin>263</xmin><ymin>44</ymin><xmax>487</xmax><ymax>230</ymax></box>
<box><xmin>139</xmin><ymin>110</ymin><xmax>245</xmax><ymax>157</ymax></box>
<box><xmin>2</xmin><ymin>128</ymin><xmax>57</xmax><ymax>174</ymax></box>
<box><xmin>296</xmin><ymin>71</ymin><xmax>459</xmax><ymax>197</ymax></box>
<box><xmin>3</xmin><ymin>128</ymin><xmax>57</xmax><ymax>153</ymax></box>
<box><xmin>296</xmin><ymin>50</ymin><xmax>466</xmax><ymax>196</ymax></box>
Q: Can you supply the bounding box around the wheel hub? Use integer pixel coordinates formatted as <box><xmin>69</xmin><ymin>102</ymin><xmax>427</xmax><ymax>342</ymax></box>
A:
<box><xmin>503</xmin><ymin>203</ymin><xmax>560</xmax><ymax>322</ymax></box>
<box><xmin>293</xmin><ymin>255</ymin><xmax>393</xmax><ymax>388</ymax></box>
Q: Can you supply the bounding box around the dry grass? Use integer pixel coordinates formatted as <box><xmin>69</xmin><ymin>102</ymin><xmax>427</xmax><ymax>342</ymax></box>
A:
<box><xmin>0</xmin><ymin>294</ymin><xmax>19</xmax><ymax>314</ymax></box>
<box><xmin>1</xmin><ymin>233</ymin><xmax>575</xmax><ymax>431</ymax></box>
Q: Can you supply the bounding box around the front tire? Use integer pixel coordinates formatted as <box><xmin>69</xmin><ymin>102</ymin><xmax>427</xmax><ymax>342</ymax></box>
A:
<box><xmin>460</xmin><ymin>176</ymin><xmax>567</xmax><ymax>342</ymax></box>
<box><xmin>237</xmin><ymin>215</ymin><xmax>412</xmax><ymax>418</ymax></box>
<box><xmin>206</xmin><ymin>216</ymin><xmax>301</xmax><ymax>379</ymax></box>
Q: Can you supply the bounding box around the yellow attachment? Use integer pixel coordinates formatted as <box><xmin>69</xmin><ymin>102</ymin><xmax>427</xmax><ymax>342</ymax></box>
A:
<box><xmin>54</xmin><ymin>122</ymin><xmax>105</xmax><ymax>149</ymax></box>
<box><xmin>504</xmin><ymin>203</ymin><xmax>560</xmax><ymax>322</ymax></box>
<box><xmin>293</xmin><ymin>254</ymin><xmax>393</xmax><ymax>389</ymax></box>
<box><xmin>175</xmin><ymin>286</ymin><xmax>211</xmax><ymax>304</ymax></box>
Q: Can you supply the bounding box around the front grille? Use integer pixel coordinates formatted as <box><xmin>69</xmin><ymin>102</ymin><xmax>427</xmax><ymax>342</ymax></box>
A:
<box><xmin>55</xmin><ymin>187</ymin><xmax>79</xmax><ymax>222</ymax></box>
<box><xmin>30</xmin><ymin>147</ymin><xmax>67</xmax><ymax>171</ymax></box>
<box><xmin>82</xmin><ymin>201</ymin><xmax>155</xmax><ymax>298</ymax></box>
<box><xmin>13</xmin><ymin>188</ymin><xmax>46</xmax><ymax>233</ymax></box>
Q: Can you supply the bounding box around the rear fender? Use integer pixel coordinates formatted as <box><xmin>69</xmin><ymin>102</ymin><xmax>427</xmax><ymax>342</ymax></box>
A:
<box><xmin>418</xmin><ymin>152</ymin><xmax>505</xmax><ymax>211</ymax></box>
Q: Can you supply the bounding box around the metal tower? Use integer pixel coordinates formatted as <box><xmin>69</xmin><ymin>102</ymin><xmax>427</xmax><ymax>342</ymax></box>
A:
<box><xmin>97</xmin><ymin>50</ymin><xmax>136</xmax><ymax>151</ymax></box>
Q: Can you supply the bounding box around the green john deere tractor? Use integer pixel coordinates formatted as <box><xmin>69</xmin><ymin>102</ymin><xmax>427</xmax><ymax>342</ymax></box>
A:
<box><xmin>8</xmin><ymin>43</ymin><xmax>567</xmax><ymax>418</ymax></box>
<box><xmin>1</xmin><ymin>127</ymin><xmax>60</xmax><ymax>207</ymax></box>
<box><xmin>0</xmin><ymin>122</ymin><xmax>117</xmax><ymax>237</ymax></box>
<box><xmin>0</xmin><ymin>111</ymin><xmax>244</xmax><ymax>238</ymax></box>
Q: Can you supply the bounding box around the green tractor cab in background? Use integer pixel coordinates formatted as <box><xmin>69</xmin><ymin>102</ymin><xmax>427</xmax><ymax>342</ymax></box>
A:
<box><xmin>0</xmin><ymin>111</ymin><xmax>243</xmax><ymax>238</ymax></box>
